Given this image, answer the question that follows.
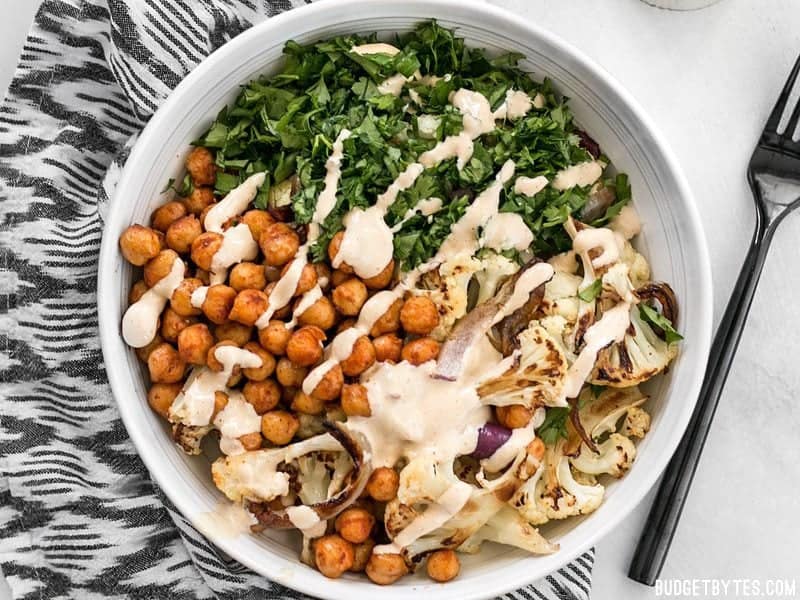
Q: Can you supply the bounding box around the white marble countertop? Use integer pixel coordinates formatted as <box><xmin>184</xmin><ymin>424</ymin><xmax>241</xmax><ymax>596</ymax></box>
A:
<box><xmin>2</xmin><ymin>0</ymin><xmax>799</xmax><ymax>598</ymax></box>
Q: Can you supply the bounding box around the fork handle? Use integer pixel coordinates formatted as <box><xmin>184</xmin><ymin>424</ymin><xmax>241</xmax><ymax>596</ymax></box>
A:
<box><xmin>628</xmin><ymin>222</ymin><xmax>775</xmax><ymax>585</ymax></box>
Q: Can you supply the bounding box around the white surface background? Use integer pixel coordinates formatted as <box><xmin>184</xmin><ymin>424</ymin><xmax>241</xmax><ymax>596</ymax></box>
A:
<box><xmin>1</xmin><ymin>0</ymin><xmax>799</xmax><ymax>598</ymax></box>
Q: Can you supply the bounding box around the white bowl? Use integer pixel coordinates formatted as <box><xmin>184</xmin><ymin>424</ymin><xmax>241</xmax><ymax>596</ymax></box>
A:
<box><xmin>97</xmin><ymin>1</ymin><xmax>713</xmax><ymax>598</ymax></box>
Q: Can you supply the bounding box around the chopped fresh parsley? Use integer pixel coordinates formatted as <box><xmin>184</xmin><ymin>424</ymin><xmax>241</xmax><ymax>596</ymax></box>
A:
<box><xmin>578</xmin><ymin>278</ymin><xmax>602</xmax><ymax>303</ymax></box>
<box><xmin>537</xmin><ymin>407</ymin><xmax>570</xmax><ymax>445</ymax></box>
<box><xmin>639</xmin><ymin>304</ymin><xmax>684</xmax><ymax>344</ymax></box>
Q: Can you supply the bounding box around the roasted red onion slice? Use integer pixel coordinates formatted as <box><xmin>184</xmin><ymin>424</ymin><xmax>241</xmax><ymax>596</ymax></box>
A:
<box><xmin>471</xmin><ymin>423</ymin><xmax>512</xmax><ymax>459</ymax></box>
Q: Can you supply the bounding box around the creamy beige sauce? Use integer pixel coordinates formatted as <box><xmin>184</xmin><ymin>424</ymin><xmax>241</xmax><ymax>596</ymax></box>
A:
<box><xmin>399</xmin><ymin>196</ymin><xmax>443</xmax><ymax>225</ymax></box>
<box><xmin>514</xmin><ymin>175</ymin><xmax>549</xmax><ymax>197</ymax></box>
<box><xmin>610</xmin><ymin>204</ymin><xmax>641</xmax><ymax>240</ymax></box>
<box><xmin>490</xmin><ymin>262</ymin><xmax>554</xmax><ymax>325</ymax></box>
<box><xmin>190</xmin><ymin>285</ymin><xmax>209</xmax><ymax>309</ymax></box>
<box><xmin>573</xmin><ymin>227</ymin><xmax>621</xmax><ymax>268</ymax></box>
<box><xmin>122</xmin><ymin>256</ymin><xmax>185</xmax><ymax>348</ymax></box>
<box><xmin>210</xmin><ymin>223</ymin><xmax>259</xmax><ymax>284</ymax></box>
<box><xmin>288</xmin><ymin>284</ymin><xmax>323</xmax><ymax>328</ymax></box>
<box><xmin>548</xmin><ymin>251</ymin><xmax>579</xmax><ymax>274</ymax></box>
<box><xmin>214</xmin><ymin>390</ymin><xmax>262</xmax><ymax>456</ymax></box>
<box><xmin>255</xmin><ymin>251</ymin><xmax>308</xmax><ymax>329</ymax></box>
<box><xmin>204</xmin><ymin>172</ymin><xmax>266</xmax><ymax>233</ymax></box>
<box><xmin>169</xmin><ymin>346</ymin><xmax>262</xmax><ymax>427</ymax></box>
<box><xmin>482</xmin><ymin>212</ymin><xmax>534</xmax><ymax>252</ymax></box>
<box><xmin>194</xmin><ymin>501</ymin><xmax>257</xmax><ymax>540</ymax></box>
<box><xmin>493</xmin><ymin>89</ymin><xmax>533</xmax><ymax>121</ymax></box>
<box><xmin>350</xmin><ymin>43</ymin><xmax>400</xmax><ymax>56</ymax></box>
<box><xmin>285</xmin><ymin>505</ymin><xmax>323</xmax><ymax>537</ymax></box>
<box><xmin>310</xmin><ymin>129</ymin><xmax>352</xmax><ymax>241</ymax></box>
<box><xmin>481</xmin><ymin>423</ymin><xmax>537</xmax><ymax>473</ymax></box>
<box><xmin>333</xmin><ymin>207</ymin><xmax>394</xmax><ymax>279</ymax></box>
<box><xmin>376</xmin><ymin>163</ymin><xmax>424</xmax><ymax>212</ymax></box>
<box><xmin>552</xmin><ymin>161</ymin><xmax>603</xmax><ymax>190</ymax></box>
<box><xmin>378</xmin><ymin>73</ymin><xmax>410</xmax><ymax>96</ymax></box>
<box><xmin>418</xmin><ymin>133</ymin><xmax>474</xmax><ymax>171</ymax></box>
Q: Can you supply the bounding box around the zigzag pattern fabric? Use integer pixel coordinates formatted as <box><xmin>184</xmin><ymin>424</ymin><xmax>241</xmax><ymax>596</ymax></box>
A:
<box><xmin>0</xmin><ymin>2</ymin><xmax>594</xmax><ymax>598</ymax></box>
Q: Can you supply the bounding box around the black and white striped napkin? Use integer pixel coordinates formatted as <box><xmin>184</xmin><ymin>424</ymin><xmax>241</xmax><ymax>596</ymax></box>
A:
<box><xmin>0</xmin><ymin>1</ymin><xmax>595</xmax><ymax>598</ymax></box>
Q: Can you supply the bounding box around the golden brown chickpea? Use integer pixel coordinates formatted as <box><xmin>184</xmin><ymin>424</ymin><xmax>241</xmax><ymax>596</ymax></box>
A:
<box><xmin>362</xmin><ymin>259</ymin><xmax>395</xmax><ymax>290</ymax></box>
<box><xmin>135</xmin><ymin>334</ymin><xmax>164</xmax><ymax>363</ymax></box>
<box><xmin>260</xmin><ymin>223</ymin><xmax>300</xmax><ymax>267</ymax></box>
<box><xmin>281</xmin><ymin>262</ymin><xmax>317</xmax><ymax>296</ymax></box>
<box><xmin>185</xmin><ymin>146</ymin><xmax>216</xmax><ymax>186</ymax></box>
<box><xmin>297</xmin><ymin>296</ymin><xmax>337</xmax><ymax>330</ymax></box>
<box><xmin>190</xmin><ymin>232</ymin><xmax>224</xmax><ymax>272</ymax></box>
<box><xmin>281</xmin><ymin>385</ymin><xmax>297</xmax><ymax>405</ymax></box>
<box><xmin>373</xmin><ymin>333</ymin><xmax>403</xmax><ymax>363</ymax></box>
<box><xmin>206</xmin><ymin>341</ymin><xmax>242</xmax><ymax>373</ymax></box>
<box><xmin>258</xmin><ymin>320</ymin><xmax>291</xmax><ymax>355</ymax></box>
<box><xmin>527</xmin><ymin>437</ymin><xmax>546</xmax><ymax>461</ymax></box>
<box><xmin>264</xmin><ymin>265</ymin><xmax>282</xmax><ymax>283</ymax></box>
<box><xmin>199</xmin><ymin>203</ymin><xmax>216</xmax><ymax>229</ymax></box>
<box><xmin>147</xmin><ymin>383</ymin><xmax>182</xmax><ymax>420</ymax></box>
<box><xmin>496</xmin><ymin>405</ymin><xmax>532</xmax><ymax>429</ymax></box>
<box><xmin>243</xmin><ymin>379</ymin><xmax>281</xmax><ymax>414</ymax></box>
<box><xmin>330</xmin><ymin>268</ymin><xmax>351</xmax><ymax>288</ymax></box>
<box><xmin>332</xmin><ymin>278</ymin><xmax>368</xmax><ymax>316</ymax></box>
<box><xmin>286</xmin><ymin>326</ymin><xmax>326</xmax><ymax>367</ymax></box>
<box><xmin>165</xmin><ymin>215</ymin><xmax>202</xmax><ymax>254</ymax></box>
<box><xmin>350</xmin><ymin>539</ymin><xmax>376</xmax><ymax>573</ymax></box>
<box><xmin>336</xmin><ymin>318</ymin><xmax>356</xmax><ymax>333</ymax></box>
<box><xmin>238</xmin><ymin>431</ymin><xmax>263</xmax><ymax>451</ymax></box>
<box><xmin>327</xmin><ymin>231</ymin><xmax>353</xmax><ymax>274</ymax></box>
<box><xmin>194</xmin><ymin>268</ymin><xmax>211</xmax><ymax>285</ymax></box>
<box><xmin>261</xmin><ymin>410</ymin><xmax>299</xmax><ymax>445</ymax></box>
<box><xmin>211</xmin><ymin>391</ymin><xmax>229</xmax><ymax>420</ymax></box>
<box><xmin>315</xmin><ymin>263</ymin><xmax>332</xmax><ymax>290</ymax></box>
<box><xmin>147</xmin><ymin>343</ymin><xmax>186</xmax><ymax>384</ymax></box>
<box><xmin>177</xmin><ymin>323</ymin><xmax>214</xmax><ymax>365</ymax></box>
<box><xmin>201</xmin><ymin>284</ymin><xmax>237</xmax><ymax>325</ymax></box>
<box><xmin>400</xmin><ymin>295</ymin><xmax>440</xmax><ymax>335</ymax></box>
<box><xmin>366</xmin><ymin>552</ymin><xmax>408</xmax><ymax>585</ymax></box>
<box><xmin>161</xmin><ymin>307</ymin><xmax>195</xmax><ymax>342</ymax></box>
<box><xmin>120</xmin><ymin>225</ymin><xmax>163</xmax><ymax>266</ymax></box>
<box><xmin>335</xmin><ymin>508</ymin><xmax>375</xmax><ymax>544</ymax></box>
<box><xmin>228</xmin><ymin>289</ymin><xmax>269</xmax><ymax>327</ymax></box>
<box><xmin>341</xmin><ymin>383</ymin><xmax>371</xmax><ymax>417</ymax></box>
<box><xmin>401</xmin><ymin>337</ymin><xmax>441</xmax><ymax>366</ymax></box>
<box><xmin>340</xmin><ymin>336</ymin><xmax>376</xmax><ymax>377</ymax></box>
<box><xmin>214</xmin><ymin>321</ymin><xmax>253</xmax><ymax>346</ymax></box>
<box><xmin>241</xmin><ymin>209</ymin><xmax>274</xmax><ymax>242</ymax></box>
<box><xmin>309</xmin><ymin>364</ymin><xmax>343</xmax><ymax>402</ymax></box>
<box><xmin>169</xmin><ymin>277</ymin><xmax>204</xmax><ymax>317</ymax></box>
<box><xmin>151</xmin><ymin>201</ymin><xmax>187</xmax><ymax>232</ymax></box>
<box><xmin>291</xmin><ymin>390</ymin><xmax>325</xmax><ymax>415</ymax></box>
<box><xmin>143</xmin><ymin>249</ymin><xmax>181</xmax><ymax>288</ymax></box>
<box><xmin>366</xmin><ymin>467</ymin><xmax>399</xmax><ymax>502</ymax></box>
<box><xmin>229</xmin><ymin>262</ymin><xmax>267</xmax><ymax>292</ymax></box>
<box><xmin>263</xmin><ymin>282</ymin><xmax>292</xmax><ymax>320</ymax></box>
<box><xmin>426</xmin><ymin>549</ymin><xmax>460</xmax><ymax>583</ymax></box>
<box><xmin>129</xmin><ymin>280</ymin><xmax>149</xmax><ymax>304</ymax></box>
<box><xmin>241</xmin><ymin>341</ymin><xmax>276</xmax><ymax>381</ymax></box>
<box><xmin>183</xmin><ymin>186</ymin><xmax>215</xmax><ymax>215</ymax></box>
<box><xmin>275</xmin><ymin>357</ymin><xmax>308</xmax><ymax>388</ymax></box>
<box><xmin>314</xmin><ymin>534</ymin><xmax>355</xmax><ymax>579</ymax></box>
<box><xmin>369</xmin><ymin>299</ymin><xmax>402</xmax><ymax>337</ymax></box>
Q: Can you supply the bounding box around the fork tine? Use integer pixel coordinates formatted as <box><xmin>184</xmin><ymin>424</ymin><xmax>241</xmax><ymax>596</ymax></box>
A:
<box><xmin>783</xmin><ymin>86</ymin><xmax>800</xmax><ymax>141</ymax></box>
<box><xmin>764</xmin><ymin>53</ymin><xmax>800</xmax><ymax>134</ymax></box>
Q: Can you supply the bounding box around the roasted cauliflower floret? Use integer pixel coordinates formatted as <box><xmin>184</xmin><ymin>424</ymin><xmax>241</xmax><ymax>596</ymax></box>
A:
<box><xmin>570</xmin><ymin>433</ymin><xmax>636</xmax><ymax>478</ymax></box>
<box><xmin>621</xmin><ymin>406</ymin><xmax>651</xmax><ymax>439</ymax></box>
<box><xmin>172</xmin><ymin>423</ymin><xmax>211</xmax><ymax>455</ymax></box>
<box><xmin>541</xmin><ymin>271</ymin><xmax>582</xmax><ymax>323</ymax></box>
<box><xmin>474</xmin><ymin>252</ymin><xmax>519</xmax><ymax>305</ymax></box>
<box><xmin>422</xmin><ymin>253</ymin><xmax>482</xmax><ymax>341</ymax></box>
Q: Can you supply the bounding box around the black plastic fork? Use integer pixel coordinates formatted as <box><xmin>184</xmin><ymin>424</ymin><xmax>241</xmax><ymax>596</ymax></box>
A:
<box><xmin>628</xmin><ymin>54</ymin><xmax>800</xmax><ymax>585</ymax></box>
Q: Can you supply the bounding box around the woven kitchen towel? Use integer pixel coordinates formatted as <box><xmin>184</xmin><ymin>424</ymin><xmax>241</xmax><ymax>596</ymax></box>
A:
<box><xmin>0</xmin><ymin>1</ymin><xmax>596</xmax><ymax>598</ymax></box>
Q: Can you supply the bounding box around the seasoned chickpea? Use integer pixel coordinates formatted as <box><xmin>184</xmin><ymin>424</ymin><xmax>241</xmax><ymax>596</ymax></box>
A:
<box><xmin>165</xmin><ymin>215</ymin><xmax>202</xmax><ymax>254</ymax></box>
<box><xmin>350</xmin><ymin>539</ymin><xmax>375</xmax><ymax>573</ymax></box>
<box><xmin>199</xmin><ymin>203</ymin><xmax>216</xmax><ymax>230</ymax></box>
<box><xmin>214</xmin><ymin>321</ymin><xmax>253</xmax><ymax>346</ymax></box>
<box><xmin>336</xmin><ymin>318</ymin><xmax>356</xmax><ymax>333</ymax></box>
<box><xmin>280</xmin><ymin>262</ymin><xmax>317</xmax><ymax>296</ymax></box>
<box><xmin>183</xmin><ymin>186</ymin><xmax>215</xmax><ymax>215</ymax></box>
<box><xmin>264</xmin><ymin>265</ymin><xmax>282</xmax><ymax>283</ymax></box>
<box><xmin>260</xmin><ymin>223</ymin><xmax>300</xmax><ymax>267</ymax></box>
<box><xmin>190</xmin><ymin>232</ymin><xmax>224</xmax><ymax>271</ymax></box>
<box><xmin>161</xmin><ymin>307</ymin><xmax>195</xmax><ymax>342</ymax></box>
<box><xmin>335</xmin><ymin>508</ymin><xmax>375</xmax><ymax>544</ymax></box>
<box><xmin>229</xmin><ymin>289</ymin><xmax>269</xmax><ymax>326</ymax></box>
<box><xmin>340</xmin><ymin>336</ymin><xmax>376</xmax><ymax>377</ymax></box>
<box><xmin>327</xmin><ymin>231</ymin><xmax>353</xmax><ymax>274</ymax></box>
<box><xmin>211</xmin><ymin>391</ymin><xmax>229</xmax><ymax>420</ymax></box>
<box><xmin>239</xmin><ymin>431</ymin><xmax>263</xmax><ymax>451</ymax></box>
<box><xmin>314</xmin><ymin>534</ymin><xmax>355</xmax><ymax>579</ymax></box>
<box><xmin>147</xmin><ymin>383</ymin><xmax>182</xmax><ymax>419</ymax></box>
<box><xmin>243</xmin><ymin>379</ymin><xmax>281</xmax><ymax>414</ymax></box>
<box><xmin>362</xmin><ymin>259</ymin><xmax>395</xmax><ymax>290</ymax></box>
<box><xmin>120</xmin><ymin>225</ymin><xmax>162</xmax><ymax>266</ymax></box>
<box><xmin>426</xmin><ymin>549</ymin><xmax>460</xmax><ymax>583</ymax></box>
<box><xmin>341</xmin><ymin>383</ymin><xmax>371</xmax><ymax>417</ymax></box>
<box><xmin>177</xmin><ymin>323</ymin><xmax>214</xmax><ymax>365</ymax></box>
<box><xmin>309</xmin><ymin>363</ymin><xmax>343</xmax><ymax>401</ymax></box>
<box><xmin>264</xmin><ymin>282</ymin><xmax>292</xmax><ymax>320</ymax></box>
<box><xmin>258</xmin><ymin>320</ymin><xmax>291</xmax><ymax>355</ymax></box>
<box><xmin>261</xmin><ymin>410</ymin><xmax>299</xmax><ymax>445</ymax></box>
<box><xmin>169</xmin><ymin>277</ymin><xmax>203</xmax><ymax>317</ymax></box>
<box><xmin>275</xmin><ymin>357</ymin><xmax>308</xmax><ymax>388</ymax></box>
<box><xmin>281</xmin><ymin>385</ymin><xmax>297</xmax><ymax>405</ymax></box>
<box><xmin>206</xmin><ymin>340</ymin><xmax>239</xmax><ymax>371</ymax></box>
<box><xmin>366</xmin><ymin>467</ymin><xmax>399</xmax><ymax>501</ymax></box>
<box><xmin>286</xmin><ymin>326</ymin><xmax>326</xmax><ymax>367</ymax></box>
<box><xmin>194</xmin><ymin>268</ymin><xmax>211</xmax><ymax>285</ymax></box>
<box><xmin>400</xmin><ymin>295</ymin><xmax>440</xmax><ymax>335</ymax></box>
<box><xmin>373</xmin><ymin>333</ymin><xmax>403</xmax><ymax>363</ymax></box>
<box><xmin>291</xmin><ymin>390</ymin><xmax>325</xmax><ymax>415</ymax></box>
<box><xmin>143</xmin><ymin>249</ymin><xmax>181</xmax><ymax>288</ymax></box>
<box><xmin>147</xmin><ymin>343</ymin><xmax>186</xmax><ymax>383</ymax></box>
<box><xmin>241</xmin><ymin>341</ymin><xmax>276</xmax><ymax>381</ymax></box>
<box><xmin>135</xmin><ymin>334</ymin><xmax>163</xmax><ymax>363</ymax></box>
<box><xmin>297</xmin><ymin>296</ymin><xmax>337</xmax><ymax>330</ymax></box>
<box><xmin>330</xmin><ymin>268</ymin><xmax>351</xmax><ymax>288</ymax></box>
<box><xmin>315</xmin><ymin>263</ymin><xmax>332</xmax><ymax>290</ymax></box>
<box><xmin>496</xmin><ymin>404</ymin><xmax>532</xmax><ymax>429</ymax></box>
<box><xmin>129</xmin><ymin>280</ymin><xmax>148</xmax><ymax>304</ymax></box>
<box><xmin>229</xmin><ymin>262</ymin><xmax>267</xmax><ymax>292</ymax></box>
<box><xmin>185</xmin><ymin>146</ymin><xmax>216</xmax><ymax>185</ymax></box>
<box><xmin>201</xmin><ymin>284</ymin><xmax>237</xmax><ymax>325</ymax></box>
<box><xmin>241</xmin><ymin>209</ymin><xmax>274</xmax><ymax>242</ymax></box>
<box><xmin>401</xmin><ymin>337</ymin><xmax>440</xmax><ymax>366</ymax></box>
<box><xmin>332</xmin><ymin>278</ymin><xmax>368</xmax><ymax>316</ymax></box>
<box><xmin>151</xmin><ymin>201</ymin><xmax>187</xmax><ymax>232</ymax></box>
<box><xmin>369</xmin><ymin>299</ymin><xmax>402</xmax><ymax>337</ymax></box>
<box><xmin>366</xmin><ymin>552</ymin><xmax>408</xmax><ymax>585</ymax></box>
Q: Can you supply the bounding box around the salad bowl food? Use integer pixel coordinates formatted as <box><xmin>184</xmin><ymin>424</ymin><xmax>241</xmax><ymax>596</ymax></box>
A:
<box><xmin>97</xmin><ymin>1</ymin><xmax>712</xmax><ymax>598</ymax></box>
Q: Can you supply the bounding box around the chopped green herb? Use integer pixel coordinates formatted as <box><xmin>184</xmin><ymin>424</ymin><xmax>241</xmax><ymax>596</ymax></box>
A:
<box><xmin>578</xmin><ymin>278</ymin><xmax>602</xmax><ymax>303</ymax></box>
<box><xmin>537</xmin><ymin>407</ymin><xmax>570</xmax><ymax>445</ymax></box>
<box><xmin>639</xmin><ymin>303</ymin><xmax>684</xmax><ymax>344</ymax></box>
